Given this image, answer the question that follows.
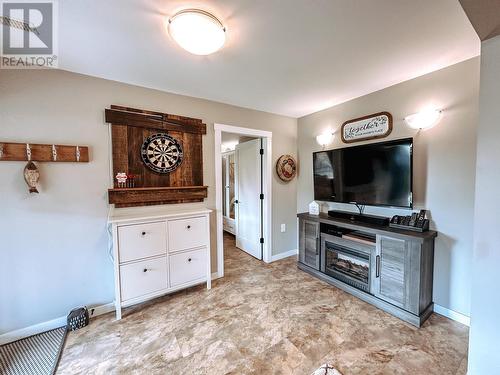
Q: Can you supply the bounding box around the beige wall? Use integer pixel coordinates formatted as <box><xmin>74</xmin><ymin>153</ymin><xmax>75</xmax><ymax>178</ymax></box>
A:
<box><xmin>468</xmin><ymin>35</ymin><xmax>500</xmax><ymax>374</ymax></box>
<box><xmin>0</xmin><ymin>70</ymin><xmax>297</xmax><ymax>334</ymax></box>
<box><xmin>297</xmin><ymin>58</ymin><xmax>480</xmax><ymax>317</ymax></box>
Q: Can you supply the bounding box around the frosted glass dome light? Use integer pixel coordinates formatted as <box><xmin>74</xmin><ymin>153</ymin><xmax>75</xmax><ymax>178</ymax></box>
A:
<box><xmin>168</xmin><ymin>9</ymin><xmax>226</xmax><ymax>55</ymax></box>
<box><xmin>405</xmin><ymin>109</ymin><xmax>442</xmax><ymax>130</ymax></box>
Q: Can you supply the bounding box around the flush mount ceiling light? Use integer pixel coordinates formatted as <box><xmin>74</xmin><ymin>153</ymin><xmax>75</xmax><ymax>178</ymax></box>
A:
<box><xmin>167</xmin><ymin>9</ymin><xmax>226</xmax><ymax>55</ymax></box>
<box><xmin>405</xmin><ymin>109</ymin><xmax>443</xmax><ymax>130</ymax></box>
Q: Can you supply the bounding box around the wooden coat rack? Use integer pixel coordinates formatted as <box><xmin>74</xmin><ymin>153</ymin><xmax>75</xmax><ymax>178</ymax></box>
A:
<box><xmin>0</xmin><ymin>142</ymin><xmax>89</xmax><ymax>162</ymax></box>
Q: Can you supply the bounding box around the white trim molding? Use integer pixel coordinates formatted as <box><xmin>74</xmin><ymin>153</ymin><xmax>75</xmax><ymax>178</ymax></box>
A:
<box><xmin>270</xmin><ymin>249</ymin><xmax>298</xmax><ymax>263</ymax></box>
<box><xmin>0</xmin><ymin>302</ymin><xmax>116</xmax><ymax>346</ymax></box>
<box><xmin>433</xmin><ymin>304</ymin><xmax>470</xmax><ymax>326</ymax></box>
<box><xmin>214</xmin><ymin>123</ymin><xmax>273</xmax><ymax>277</ymax></box>
<box><xmin>88</xmin><ymin>302</ymin><xmax>115</xmax><ymax>318</ymax></box>
<box><xmin>0</xmin><ymin>316</ymin><xmax>67</xmax><ymax>346</ymax></box>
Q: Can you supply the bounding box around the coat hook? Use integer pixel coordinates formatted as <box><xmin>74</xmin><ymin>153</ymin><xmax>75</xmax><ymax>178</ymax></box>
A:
<box><xmin>26</xmin><ymin>143</ymin><xmax>32</xmax><ymax>161</ymax></box>
<box><xmin>52</xmin><ymin>145</ymin><xmax>57</xmax><ymax>161</ymax></box>
<box><xmin>76</xmin><ymin>146</ymin><xmax>80</xmax><ymax>162</ymax></box>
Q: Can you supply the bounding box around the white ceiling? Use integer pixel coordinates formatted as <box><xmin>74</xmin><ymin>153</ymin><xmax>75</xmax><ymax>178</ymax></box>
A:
<box><xmin>59</xmin><ymin>0</ymin><xmax>480</xmax><ymax>118</ymax></box>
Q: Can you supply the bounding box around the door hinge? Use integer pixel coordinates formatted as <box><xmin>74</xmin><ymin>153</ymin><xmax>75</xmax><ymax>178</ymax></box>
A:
<box><xmin>260</xmin><ymin>193</ymin><xmax>264</xmax><ymax>200</ymax></box>
<box><xmin>260</xmin><ymin>237</ymin><xmax>264</xmax><ymax>244</ymax></box>
<box><xmin>259</xmin><ymin>148</ymin><xmax>264</xmax><ymax>155</ymax></box>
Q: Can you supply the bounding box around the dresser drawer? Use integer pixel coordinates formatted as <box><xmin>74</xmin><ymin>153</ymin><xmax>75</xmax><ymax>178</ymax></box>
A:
<box><xmin>118</xmin><ymin>221</ymin><xmax>167</xmax><ymax>263</ymax></box>
<box><xmin>168</xmin><ymin>216</ymin><xmax>207</xmax><ymax>252</ymax></box>
<box><xmin>169</xmin><ymin>248</ymin><xmax>207</xmax><ymax>287</ymax></box>
<box><xmin>120</xmin><ymin>257</ymin><xmax>167</xmax><ymax>301</ymax></box>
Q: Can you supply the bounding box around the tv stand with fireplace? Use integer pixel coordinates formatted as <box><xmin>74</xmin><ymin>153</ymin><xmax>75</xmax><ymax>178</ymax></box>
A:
<box><xmin>297</xmin><ymin>212</ymin><xmax>437</xmax><ymax>327</ymax></box>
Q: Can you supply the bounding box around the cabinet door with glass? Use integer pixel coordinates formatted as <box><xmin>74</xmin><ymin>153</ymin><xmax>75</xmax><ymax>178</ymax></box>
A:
<box><xmin>222</xmin><ymin>151</ymin><xmax>236</xmax><ymax>234</ymax></box>
<box><xmin>299</xmin><ymin>218</ymin><xmax>320</xmax><ymax>270</ymax></box>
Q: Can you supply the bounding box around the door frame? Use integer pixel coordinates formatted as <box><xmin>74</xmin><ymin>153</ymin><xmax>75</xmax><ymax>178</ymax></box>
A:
<box><xmin>214</xmin><ymin>123</ymin><xmax>273</xmax><ymax>278</ymax></box>
<box><xmin>221</xmin><ymin>150</ymin><xmax>235</xmax><ymax>230</ymax></box>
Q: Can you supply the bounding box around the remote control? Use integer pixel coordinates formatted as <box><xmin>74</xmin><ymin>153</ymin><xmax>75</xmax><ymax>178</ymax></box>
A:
<box><xmin>416</xmin><ymin>210</ymin><xmax>427</xmax><ymax>228</ymax></box>
<box><xmin>409</xmin><ymin>212</ymin><xmax>418</xmax><ymax>226</ymax></box>
<box><xmin>403</xmin><ymin>216</ymin><xmax>411</xmax><ymax>226</ymax></box>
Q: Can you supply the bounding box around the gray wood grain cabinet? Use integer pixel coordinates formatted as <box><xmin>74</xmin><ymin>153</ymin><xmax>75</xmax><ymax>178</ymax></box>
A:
<box><xmin>298</xmin><ymin>219</ymin><xmax>320</xmax><ymax>270</ymax></box>
<box><xmin>297</xmin><ymin>213</ymin><xmax>437</xmax><ymax>327</ymax></box>
<box><xmin>373</xmin><ymin>235</ymin><xmax>426</xmax><ymax>315</ymax></box>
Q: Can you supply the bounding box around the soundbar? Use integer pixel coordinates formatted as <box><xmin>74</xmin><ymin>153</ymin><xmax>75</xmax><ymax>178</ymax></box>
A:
<box><xmin>327</xmin><ymin>210</ymin><xmax>389</xmax><ymax>226</ymax></box>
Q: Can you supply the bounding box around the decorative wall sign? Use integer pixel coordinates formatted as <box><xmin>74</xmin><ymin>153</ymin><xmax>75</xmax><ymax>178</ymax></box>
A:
<box><xmin>341</xmin><ymin>112</ymin><xmax>393</xmax><ymax>143</ymax></box>
<box><xmin>141</xmin><ymin>133</ymin><xmax>184</xmax><ymax>174</ymax></box>
<box><xmin>276</xmin><ymin>154</ymin><xmax>297</xmax><ymax>182</ymax></box>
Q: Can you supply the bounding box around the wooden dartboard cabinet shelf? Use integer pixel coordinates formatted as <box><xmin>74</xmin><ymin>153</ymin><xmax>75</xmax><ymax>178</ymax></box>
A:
<box><xmin>105</xmin><ymin>105</ymin><xmax>207</xmax><ymax>207</ymax></box>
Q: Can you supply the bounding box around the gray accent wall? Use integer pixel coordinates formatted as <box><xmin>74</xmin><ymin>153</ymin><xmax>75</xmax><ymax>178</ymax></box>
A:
<box><xmin>297</xmin><ymin>58</ymin><xmax>480</xmax><ymax>318</ymax></box>
<box><xmin>468</xmin><ymin>35</ymin><xmax>500</xmax><ymax>374</ymax></box>
<box><xmin>0</xmin><ymin>70</ymin><xmax>297</xmax><ymax>334</ymax></box>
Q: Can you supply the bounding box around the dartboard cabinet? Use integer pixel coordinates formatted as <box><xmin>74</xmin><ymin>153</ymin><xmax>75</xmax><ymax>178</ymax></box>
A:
<box><xmin>105</xmin><ymin>105</ymin><xmax>208</xmax><ymax>207</ymax></box>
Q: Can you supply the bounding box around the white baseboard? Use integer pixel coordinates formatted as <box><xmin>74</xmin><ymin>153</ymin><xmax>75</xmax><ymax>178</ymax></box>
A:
<box><xmin>270</xmin><ymin>249</ymin><xmax>298</xmax><ymax>262</ymax></box>
<box><xmin>434</xmin><ymin>304</ymin><xmax>470</xmax><ymax>326</ymax></box>
<box><xmin>0</xmin><ymin>302</ymin><xmax>116</xmax><ymax>346</ymax></box>
<box><xmin>88</xmin><ymin>302</ymin><xmax>115</xmax><ymax>318</ymax></box>
<box><xmin>211</xmin><ymin>272</ymin><xmax>220</xmax><ymax>280</ymax></box>
<box><xmin>0</xmin><ymin>316</ymin><xmax>67</xmax><ymax>346</ymax></box>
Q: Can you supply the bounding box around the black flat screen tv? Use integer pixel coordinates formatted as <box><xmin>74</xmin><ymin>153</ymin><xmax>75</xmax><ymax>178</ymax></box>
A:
<box><xmin>313</xmin><ymin>138</ymin><xmax>413</xmax><ymax>208</ymax></box>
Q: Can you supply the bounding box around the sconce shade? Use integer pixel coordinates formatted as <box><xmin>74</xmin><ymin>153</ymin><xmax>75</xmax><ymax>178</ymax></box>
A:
<box><xmin>405</xmin><ymin>109</ymin><xmax>442</xmax><ymax>130</ymax></box>
<box><xmin>316</xmin><ymin>133</ymin><xmax>333</xmax><ymax>147</ymax></box>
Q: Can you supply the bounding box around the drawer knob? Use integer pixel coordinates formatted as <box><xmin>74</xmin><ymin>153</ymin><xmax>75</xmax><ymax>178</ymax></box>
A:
<box><xmin>143</xmin><ymin>268</ymin><xmax>148</xmax><ymax>272</ymax></box>
<box><xmin>188</xmin><ymin>258</ymin><xmax>192</xmax><ymax>262</ymax></box>
<box><xmin>187</xmin><ymin>225</ymin><xmax>191</xmax><ymax>229</ymax></box>
<box><xmin>141</xmin><ymin>231</ymin><xmax>146</xmax><ymax>236</ymax></box>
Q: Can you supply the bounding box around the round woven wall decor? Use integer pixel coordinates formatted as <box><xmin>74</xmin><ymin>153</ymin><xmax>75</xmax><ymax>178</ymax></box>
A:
<box><xmin>276</xmin><ymin>154</ymin><xmax>297</xmax><ymax>182</ymax></box>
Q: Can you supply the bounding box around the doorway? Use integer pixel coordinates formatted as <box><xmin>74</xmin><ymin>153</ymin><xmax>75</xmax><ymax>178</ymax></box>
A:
<box><xmin>214</xmin><ymin>124</ymin><xmax>272</xmax><ymax>278</ymax></box>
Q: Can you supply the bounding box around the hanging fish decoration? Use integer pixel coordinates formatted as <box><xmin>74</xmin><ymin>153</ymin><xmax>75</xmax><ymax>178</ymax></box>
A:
<box><xmin>24</xmin><ymin>161</ymin><xmax>40</xmax><ymax>193</ymax></box>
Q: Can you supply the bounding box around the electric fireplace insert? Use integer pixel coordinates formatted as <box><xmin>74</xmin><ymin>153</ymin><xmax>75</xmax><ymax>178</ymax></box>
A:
<box><xmin>321</xmin><ymin>233</ymin><xmax>371</xmax><ymax>293</ymax></box>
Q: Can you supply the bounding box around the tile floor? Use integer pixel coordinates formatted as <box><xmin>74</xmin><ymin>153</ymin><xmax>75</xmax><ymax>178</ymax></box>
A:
<box><xmin>58</xmin><ymin>233</ymin><xmax>468</xmax><ymax>374</ymax></box>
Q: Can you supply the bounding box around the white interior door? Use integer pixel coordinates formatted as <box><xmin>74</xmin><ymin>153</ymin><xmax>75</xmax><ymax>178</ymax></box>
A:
<box><xmin>235</xmin><ymin>139</ymin><xmax>262</xmax><ymax>259</ymax></box>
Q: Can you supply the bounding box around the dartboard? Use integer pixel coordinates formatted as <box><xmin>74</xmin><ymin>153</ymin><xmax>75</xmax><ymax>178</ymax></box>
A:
<box><xmin>140</xmin><ymin>133</ymin><xmax>184</xmax><ymax>173</ymax></box>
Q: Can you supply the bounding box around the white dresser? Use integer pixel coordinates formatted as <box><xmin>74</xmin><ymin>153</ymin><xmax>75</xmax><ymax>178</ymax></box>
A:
<box><xmin>108</xmin><ymin>208</ymin><xmax>211</xmax><ymax>319</ymax></box>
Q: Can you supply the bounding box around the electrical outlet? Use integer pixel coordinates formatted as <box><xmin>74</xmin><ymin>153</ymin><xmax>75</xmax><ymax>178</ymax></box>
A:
<box><xmin>280</xmin><ymin>224</ymin><xmax>286</xmax><ymax>233</ymax></box>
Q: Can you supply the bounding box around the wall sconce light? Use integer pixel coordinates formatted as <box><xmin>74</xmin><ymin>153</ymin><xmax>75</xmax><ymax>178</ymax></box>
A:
<box><xmin>316</xmin><ymin>133</ymin><xmax>333</xmax><ymax>148</ymax></box>
<box><xmin>405</xmin><ymin>109</ymin><xmax>443</xmax><ymax>130</ymax></box>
